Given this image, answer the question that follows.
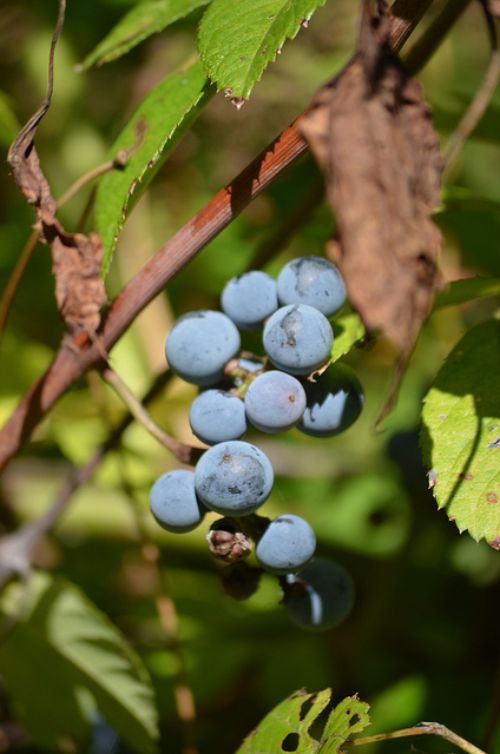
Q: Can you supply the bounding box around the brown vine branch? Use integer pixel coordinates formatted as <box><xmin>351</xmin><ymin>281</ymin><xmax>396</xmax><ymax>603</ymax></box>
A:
<box><xmin>0</xmin><ymin>0</ymin><xmax>462</xmax><ymax>472</ymax></box>
<box><xmin>349</xmin><ymin>722</ymin><xmax>486</xmax><ymax>754</ymax></box>
<box><xmin>101</xmin><ymin>366</ymin><xmax>200</xmax><ymax>465</ymax></box>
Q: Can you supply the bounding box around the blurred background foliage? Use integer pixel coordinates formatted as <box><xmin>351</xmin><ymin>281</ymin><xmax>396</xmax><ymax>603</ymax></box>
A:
<box><xmin>0</xmin><ymin>0</ymin><xmax>499</xmax><ymax>752</ymax></box>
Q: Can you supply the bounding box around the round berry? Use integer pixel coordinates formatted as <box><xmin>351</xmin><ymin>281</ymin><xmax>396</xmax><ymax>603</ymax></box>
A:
<box><xmin>263</xmin><ymin>304</ymin><xmax>333</xmax><ymax>376</ymax></box>
<box><xmin>150</xmin><ymin>470</ymin><xmax>205</xmax><ymax>533</ymax></box>
<box><xmin>256</xmin><ymin>514</ymin><xmax>316</xmax><ymax>574</ymax></box>
<box><xmin>194</xmin><ymin>440</ymin><xmax>274</xmax><ymax>516</ymax></box>
<box><xmin>165</xmin><ymin>310</ymin><xmax>240</xmax><ymax>386</ymax></box>
<box><xmin>277</xmin><ymin>256</ymin><xmax>346</xmax><ymax>315</ymax></box>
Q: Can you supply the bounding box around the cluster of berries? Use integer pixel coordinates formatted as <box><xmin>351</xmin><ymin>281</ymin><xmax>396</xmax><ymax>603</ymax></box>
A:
<box><xmin>150</xmin><ymin>257</ymin><xmax>362</xmax><ymax>628</ymax></box>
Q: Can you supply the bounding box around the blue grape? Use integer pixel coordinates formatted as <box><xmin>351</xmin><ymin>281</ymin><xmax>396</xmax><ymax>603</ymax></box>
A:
<box><xmin>221</xmin><ymin>271</ymin><xmax>278</xmax><ymax>329</ymax></box>
<box><xmin>150</xmin><ymin>470</ymin><xmax>205</xmax><ymax>533</ymax></box>
<box><xmin>244</xmin><ymin>371</ymin><xmax>306</xmax><ymax>433</ymax></box>
<box><xmin>284</xmin><ymin>558</ymin><xmax>354</xmax><ymax>630</ymax></box>
<box><xmin>194</xmin><ymin>440</ymin><xmax>274</xmax><ymax>516</ymax></box>
<box><xmin>277</xmin><ymin>256</ymin><xmax>346</xmax><ymax>315</ymax></box>
<box><xmin>298</xmin><ymin>364</ymin><xmax>364</xmax><ymax>437</ymax></box>
<box><xmin>189</xmin><ymin>390</ymin><xmax>247</xmax><ymax>445</ymax></box>
<box><xmin>165</xmin><ymin>310</ymin><xmax>240</xmax><ymax>386</ymax></box>
<box><xmin>263</xmin><ymin>304</ymin><xmax>333</xmax><ymax>376</ymax></box>
<box><xmin>255</xmin><ymin>514</ymin><xmax>316</xmax><ymax>574</ymax></box>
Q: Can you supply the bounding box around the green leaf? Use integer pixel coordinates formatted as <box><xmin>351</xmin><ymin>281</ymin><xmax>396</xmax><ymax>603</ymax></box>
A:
<box><xmin>80</xmin><ymin>0</ymin><xmax>212</xmax><ymax>69</ymax></box>
<box><xmin>198</xmin><ymin>0</ymin><xmax>327</xmax><ymax>100</ymax></box>
<box><xmin>0</xmin><ymin>573</ymin><xmax>158</xmax><ymax>753</ymax></box>
<box><xmin>95</xmin><ymin>60</ymin><xmax>210</xmax><ymax>274</ymax></box>
<box><xmin>236</xmin><ymin>690</ymin><xmax>370</xmax><ymax>754</ymax></box>
<box><xmin>421</xmin><ymin>320</ymin><xmax>500</xmax><ymax>549</ymax></box>
<box><xmin>331</xmin><ymin>309</ymin><xmax>365</xmax><ymax>361</ymax></box>
<box><xmin>319</xmin><ymin>695</ymin><xmax>370</xmax><ymax>753</ymax></box>
<box><xmin>434</xmin><ymin>277</ymin><xmax>500</xmax><ymax>310</ymax></box>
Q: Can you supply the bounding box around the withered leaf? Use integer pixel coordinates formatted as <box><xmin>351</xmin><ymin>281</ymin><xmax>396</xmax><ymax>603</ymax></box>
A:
<box><xmin>299</xmin><ymin>0</ymin><xmax>442</xmax><ymax>356</ymax></box>
<box><xmin>7</xmin><ymin>74</ymin><xmax>106</xmax><ymax>338</ymax></box>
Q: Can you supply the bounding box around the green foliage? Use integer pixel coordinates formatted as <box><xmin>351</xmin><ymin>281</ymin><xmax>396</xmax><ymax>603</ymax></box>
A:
<box><xmin>421</xmin><ymin>320</ymin><xmax>500</xmax><ymax>547</ymax></box>
<box><xmin>2</xmin><ymin>2</ymin><xmax>500</xmax><ymax>752</ymax></box>
<box><xmin>434</xmin><ymin>277</ymin><xmax>500</xmax><ymax>310</ymax></box>
<box><xmin>96</xmin><ymin>61</ymin><xmax>210</xmax><ymax>273</ymax></box>
<box><xmin>236</xmin><ymin>690</ymin><xmax>370</xmax><ymax>754</ymax></box>
<box><xmin>331</xmin><ymin>309</ymin><xmax>365</xmax><ymax>362</ymax></box>
<box><xmin>0</xmin><ymin>91</ymin><xmax>19</xmax><ymax>148</ymax></box>
<box><xmin>0</xmin><ymin>572</ymin><xmax>158</xmax><ymax>753</ymax></box>
<box><xmin>198</xmin><ymin>0</ymin><xmax>327</xmax><ymax>100</ymax></box>
<box><xmin>80</xmin><ymin>0</ymin><xmax>212</xmax><ymax>69</ymax></box>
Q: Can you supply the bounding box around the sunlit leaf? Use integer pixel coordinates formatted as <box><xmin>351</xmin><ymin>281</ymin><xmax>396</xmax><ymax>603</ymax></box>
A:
<box><xmin>0</xmin><ymin>573</ymin><xmax>158</xmax><ymax>753</ymax></box>
<box><xmin>80</xmin><ymin>0</ymin><xmax>211</xmax><ymax>69</ymax></box>
<box><xmin>421</xmin><ymin>320</ymin><xmax>500</xmax><ymax>548</ymax></box>
<box><xmin>236</xmin><ymin>690</ymin><xmax>370</xmax><ymax>754</ymax></box>
<box><xmin>331</xmin><ymin>309</ymin><xmax>365</xmax><ymax>361</ymax></box>
<box><xmin>95</xmin><ymin>60</ymin><xmax>210</xmax><ymax>274</ymax></box>
<box><xmin>198</xmin><ymin>0</ymin><xmax>327</xmax><ymax>100</ymax></box>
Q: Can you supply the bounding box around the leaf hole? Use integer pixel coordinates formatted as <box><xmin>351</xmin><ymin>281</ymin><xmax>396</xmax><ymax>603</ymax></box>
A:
<box><xmin>281</xmin><ymin>733</ymin><xmax>300</xmax><ymax>752</ymax></box>
<box><xmin>299</xmin><ymin>696</ymin><xmax>315</xmax><ymax>720</ymax></box>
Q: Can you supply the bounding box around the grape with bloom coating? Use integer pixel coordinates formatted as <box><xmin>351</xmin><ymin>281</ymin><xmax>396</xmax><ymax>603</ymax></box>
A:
<box><xmin>221</xmin><ymin>271</ymin><xmax>278</xmax><ymax>329</ymax></box>
<box><xmin>277</xmin><ymin>256</ymin><xmax>346</xmax><ymax>315</ymax></box>
<box><xmin>244</xmin><ymin>371</ymin><xmax>306</xmax><ymax>433</ymax></box>
<box><xmin>150</xmin><ymin>470</ymin><xmax>205</xmax><ymax>533</ymax></box>
<box><xmin>195</xmin><ymin>440</ymin><xmax>274</xmax><ymax>515</ymax></box>
<box><xmin>263</xmin><ymin>304</ymin><xmax>333</xmax><ymax>376</ymax></box>
<box><xmin>256</xmin><ymin>514</ymin><xmax>316</xmax><ymax>574</ymax></box>
<box><xmin>284</xmin><ymin>558</ymin><xmax>354</xmax><ymax>630</ymax></box>
<box><xmin>189</xmin><ymin>390</ymin><xmax>246</xmax><ymax>445</ymax></box>
<box><xmin>165</xmin><ymin>310</ymin><xmax>240</xmax><ymax>386</ymax></box>
<box><xmin>298</xmin><ymin>364</ymin><xmax>364</xmax><ymax>437</ymax></box>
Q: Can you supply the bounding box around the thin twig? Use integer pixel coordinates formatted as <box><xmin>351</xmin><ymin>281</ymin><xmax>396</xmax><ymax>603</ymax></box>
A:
<box><xmin>349</xmin><ymin>722</ymin><xmax>486</xmax><ymax>754</ymax></box>
<box><xmin>0</xmin><ymin>231</ymin><xmax>39</xmax><ymax>339</ymax></box>
<box><xmin>0</xmin><ymin>158</ymin><xmax>124</xmax><ymax>343</ymax></box>
<box><xmin>7</xmin><ymin>0</ymin><xmax>66</xmax><ymax>163</ymax></box>
<box><xmin>86</xmin><ymin>376</ymin><xmax>199</xmax><ymax>754</ymax></box>
<box><xmin>0</xmin><ymin>370</ymin><xmax>171</xmax><ymax>590</ymax></box>
<box><xmin>56</xmin><ymin>157</ymin><xmax>124</xmax><ymax>209</ymax></box>
<box><xmin>443</xmin><ymin>1</ymin><xmax>500</xmax><ymax>177</ymax></box>
<box><xmin>0</xmin><ymin>0</ymin><xmax>456</xmax><ymax>471</ymax></box>
<box><xmin>101</xmin><ymin>367</ymin><xmax>200</xmax><ymax>465</ymax></box>
<box><xmin>403</xmin><ymin>0</ymin><xmax>473</xmax><ymax>74</ymax></box>
<box><xmin>143</xmin><ymin>544</ymin><xmax>199</xmax><ymax>754</ymax></box>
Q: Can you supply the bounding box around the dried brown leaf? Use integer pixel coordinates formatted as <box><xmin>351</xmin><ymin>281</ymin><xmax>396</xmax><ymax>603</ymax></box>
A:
<box><xmin>6</xmin><ymin>3</ymin><xmax>107</xmax><ymax>339</ymax></box>
<box><xmin>299</xmin><ymin>0</ymin><xmax>442</xmax><ymax>356</ymax></box>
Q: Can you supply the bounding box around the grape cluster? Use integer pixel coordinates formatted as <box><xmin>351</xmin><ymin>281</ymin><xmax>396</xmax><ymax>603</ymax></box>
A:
<box><xmin>150</xmin><ymin>256</ymin><xmax>363</xmax><ymax>629</ymax></box>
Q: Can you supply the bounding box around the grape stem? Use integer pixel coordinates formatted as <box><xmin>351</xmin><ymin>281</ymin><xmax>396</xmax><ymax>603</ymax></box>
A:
<box><xmin>349</xmin><ymin>722</ymin><xmax>486</xmax><ymax>754</ymax></box>
<box><xmin>0</xmin><ymin>371</ymin><xmax>171</xmax><ymax>592</ymax></box>
<box><xmin>101</xmin><ymin>366</ymin><xmax>201</xmax><ymax>465</ymax></box>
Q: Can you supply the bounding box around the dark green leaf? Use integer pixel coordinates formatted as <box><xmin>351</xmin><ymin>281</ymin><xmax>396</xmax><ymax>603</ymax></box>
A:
<box><xmin>95</xmin><ymin>60</ymin><xmax>210</xmax><ymax>274</ymax></box>
<box><xmin>80</xmin><ymin>0</ymin><xmax>212</xmax><ymax>69</ymax></box>
<box><xmin>421</xmin><ymin>320</ymin><xmax>500</xmax><ymax>548</ymax></box>
<box><xmin>0</xmin><ymin>573</ymin><xmax>158</xmax><ymax>753</ymax></box>
<box><xmin>434</xmin><ymin>277</ymin><xmax>500</xmax><ymax>310</ymax></box>
<box><xmin>198</xmin><ymin>0</ymin><xmax>327</xmax><ymax>101</ymax></box>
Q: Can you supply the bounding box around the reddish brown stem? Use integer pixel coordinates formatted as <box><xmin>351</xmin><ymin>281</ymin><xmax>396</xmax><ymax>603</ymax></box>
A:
<box><xmin>0</xmin><ymin>1</ymin><xmax>440</xmax><ymax>472</ymax></box>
